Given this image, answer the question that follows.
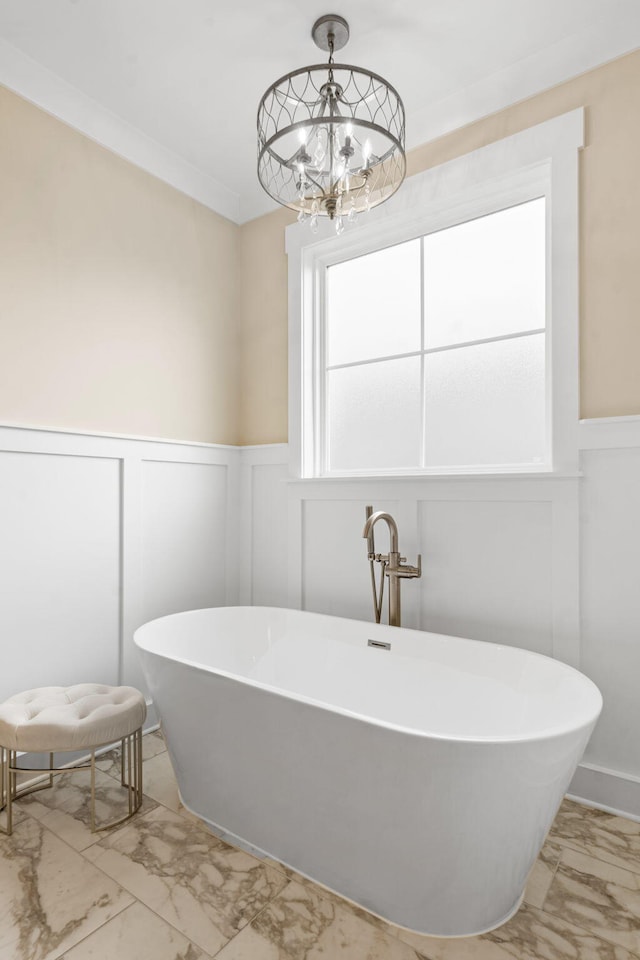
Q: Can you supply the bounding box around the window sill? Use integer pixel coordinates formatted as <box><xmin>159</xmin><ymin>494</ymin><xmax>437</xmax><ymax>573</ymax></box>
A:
<box><xmin>287</xmin><ymin>471</ymin><xmax>583</xmax><ymax>484</ymax></box>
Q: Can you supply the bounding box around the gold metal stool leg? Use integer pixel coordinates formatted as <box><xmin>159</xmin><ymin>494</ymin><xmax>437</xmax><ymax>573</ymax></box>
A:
<box><xmin>127</xmin><ymin>732</ymin><xmax>133</xmax><ymax>816</ymax></box>
<box><xmin>91</xmin><ymin>727</ymin><xmax>144</xmax><ymax>833</ymax></box>
<box><xmin>0</xmin><ymin>747</ymin><xmax>57</xmax><ymax>836</ymax></box>
<box><xmin>1</xmin><ymin>731</ymin><xmax>144</xmax><ymax>836</ymax></box>
<box><xmin>137</xmin><ymin>728</ymin><xmax>143</xmax><ymax>807</ymax></box>
<box><xmin>7</xmin><ymin>749</ymin><xmax>14</xmax><ymax>835</ymax></box>
<box><xmin>0</xmin><ymin>747</ymin><xmax>10</xmax><ymax>836</ymax></box>
<box><xmin>90</xmin><ymin>749</ymin><xmax>96</xmax><ymax>833</ymax></box>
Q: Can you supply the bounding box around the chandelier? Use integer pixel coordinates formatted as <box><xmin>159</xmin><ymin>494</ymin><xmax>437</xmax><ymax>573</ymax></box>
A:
<box><xmin>257</xmin><ymin>14</ymin><xmax>406</xmax><ymax>234</ymax></box>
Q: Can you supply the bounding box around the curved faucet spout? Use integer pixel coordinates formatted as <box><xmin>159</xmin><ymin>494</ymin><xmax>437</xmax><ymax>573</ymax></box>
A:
<box><xmin>363</xmin><ymin>506</ymin><xmax>421</xmax><ymax>629</ymax></box>
<box><xmin>362</xmin><ymin>511</ymin><xmax>399</xmax><ymax>553</ymax></box>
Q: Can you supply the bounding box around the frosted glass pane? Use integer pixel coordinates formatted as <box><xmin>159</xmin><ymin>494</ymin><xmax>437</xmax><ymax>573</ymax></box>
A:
<box><xmin>328</xmin><ymin>357</ymin><xmax>421</xmax><ymax>471</ymax></box>
<box><xmin>327</xmin><ymin>240</ymin><xmax>421</xmax><ymax>366</ymax></box>
<box><xmin>424</xmin><ymin>334</ymin><xmax>546</xmax><ymax>467</ymax></box>
<box><xmin>424</xmin><ymin>198</ymin><xmax>545</xmax><ymax>349</ymax></box>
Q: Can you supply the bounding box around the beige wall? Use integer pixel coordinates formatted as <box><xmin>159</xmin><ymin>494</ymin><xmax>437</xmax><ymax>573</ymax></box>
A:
<box><xmin>3</xmin><ymin>49</ymin><xmax>640</xmax><ymax>447</ymax></box>
<box><xmin>238</xmin><ymin>207</ymin><xmax>292</xmax><ymax>445</ymax></box>
<box><xmin>0</xmin><ymin>85</ymin><xmax>240</xmax><ymax>444</ymax></box>
<box><xmin>238</xmin><ymin>49</ymin><xmax>640</xmax><ymax>444</ymax></box>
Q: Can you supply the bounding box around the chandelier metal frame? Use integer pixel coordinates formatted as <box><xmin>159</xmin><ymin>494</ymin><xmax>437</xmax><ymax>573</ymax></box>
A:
<box><xmin>257</xmin><ymin>15</ymin><xmax>406</xmax><ymax>232</ymax></box>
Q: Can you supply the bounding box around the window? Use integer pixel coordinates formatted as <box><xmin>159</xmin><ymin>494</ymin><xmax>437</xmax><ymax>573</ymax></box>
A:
<box><xmin>288</xmin><ymin>110</ymin><xmax>582</xmax><ymax>479</ymax></box>
<box><xmin>324</xmin><ymin>198</ymin><xmax>546</xmax><ymax>474</ymax></box>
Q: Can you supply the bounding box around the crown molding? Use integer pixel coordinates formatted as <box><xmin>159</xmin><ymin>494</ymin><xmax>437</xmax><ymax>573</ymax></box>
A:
<box><xmin>1</xmin><ymin>15</ymin><xmax>640</xmax><ymax>225</ymax></box>
<box><xmin>407</xmin><ymin>16</ymin><xmax>640</xmax><ymax>151</ymax></box>
<box><xmin>0</xmin><ymin>37</ymin><xmax>241</xmax><ymax>224</ymax></box>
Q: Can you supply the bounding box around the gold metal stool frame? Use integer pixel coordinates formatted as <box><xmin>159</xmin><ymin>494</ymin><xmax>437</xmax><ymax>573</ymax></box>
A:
<box><xmin>0</xmin><ymin>727</ymin><xmax>143</xmax><ymax>836</ymax></box>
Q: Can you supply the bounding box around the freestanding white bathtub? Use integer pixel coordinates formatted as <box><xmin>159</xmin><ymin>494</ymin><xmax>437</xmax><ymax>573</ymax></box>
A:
<box><xmin>134</xmin><ymin>606</ymin><xmax>602</xmax><ymax>937</ymax></box>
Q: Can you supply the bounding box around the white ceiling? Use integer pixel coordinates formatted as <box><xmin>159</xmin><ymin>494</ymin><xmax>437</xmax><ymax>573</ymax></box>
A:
<box><xmin>1</xmin><ymin>0</ymin><xmax>639</xmax><ymax>223</ymax></box>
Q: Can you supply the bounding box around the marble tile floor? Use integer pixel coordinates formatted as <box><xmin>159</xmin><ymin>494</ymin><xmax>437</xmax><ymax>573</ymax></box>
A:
<box><xmin>1</xmin><ymin>728</ymin><xmax>639</xmax><ymax>960</ymax></box>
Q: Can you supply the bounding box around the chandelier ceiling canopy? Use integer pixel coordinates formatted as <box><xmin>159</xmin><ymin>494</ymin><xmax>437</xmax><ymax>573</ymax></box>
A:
<box><xmin>257</xmin><ymin>14</ymin><xmax>406</xmax><ymax>234</ymax></box>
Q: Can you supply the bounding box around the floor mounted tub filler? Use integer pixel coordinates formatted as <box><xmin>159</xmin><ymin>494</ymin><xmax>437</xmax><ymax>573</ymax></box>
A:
<box><xmin>134</xmin><ymin>606</ymin><xmax>602</xmax><ymax>938</ymax></box>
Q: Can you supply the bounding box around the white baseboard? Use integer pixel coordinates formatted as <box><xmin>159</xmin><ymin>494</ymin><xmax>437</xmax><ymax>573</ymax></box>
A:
<box><xmin>569</xmin><ymin>762</ymin><xmax>640</xmax><ymax>822</ymax></box>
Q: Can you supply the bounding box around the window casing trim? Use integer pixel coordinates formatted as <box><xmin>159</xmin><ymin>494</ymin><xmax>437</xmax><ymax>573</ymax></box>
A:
<box><xmin>317</xmin><ymin>181</ymin><xmax>548</xmax><ymax>477</ymax></box>
<box><xmin>287</xmin><ymin>108</ymin><xmax>583</xmax><ymax>480</ymax></box>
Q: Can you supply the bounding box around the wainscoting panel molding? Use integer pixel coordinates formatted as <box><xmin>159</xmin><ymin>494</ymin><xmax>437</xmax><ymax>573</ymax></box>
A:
<box><xmin>0</xmin><ymin>448</ymin><xmax>121</xmax><ymax>700</ymax></box>
<box><xmin>240</xmin><ymin>427</ymin><xmax>640</xmax><ymax>819</ymax></box>
<box><xmin>419</xmin><ymin>499</ymin><xmax>554</xmax><ymax>656</ymax></box>
<box><xmin>0</xmin><ymin>424</ymin><xmax>241</xmax><ymax>704</ymax></box>
<box><xmin>281</xmin><ymin>476</ymin><xmax>580</xmax><ymax>667</ymax></box>
<box><xmin>3</xmin><ymin>425</ymin><xmax>639</xmax><ymax>820</ymax></box>
<box><xmin>578</xmin><ymin>414</ymin><xmax>640</xmax><ymax>450</ymax></box>
<box><xmin>238</xmin><ymin>444</ymin><xmax>290</xmax><ymax>608</ymax></box>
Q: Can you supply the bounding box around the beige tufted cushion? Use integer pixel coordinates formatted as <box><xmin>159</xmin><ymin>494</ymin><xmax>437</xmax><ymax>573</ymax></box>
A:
<box><xmin>0</xmin><ymin>684</ymin><xmax>147</xmax><ymax>752</ymax></box>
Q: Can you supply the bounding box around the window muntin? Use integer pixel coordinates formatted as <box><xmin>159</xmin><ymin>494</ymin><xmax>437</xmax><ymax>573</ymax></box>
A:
<box><xmin>321</xmin><ymin>196</ymin><xmax>547</xmax><ymax>475</ymax></box>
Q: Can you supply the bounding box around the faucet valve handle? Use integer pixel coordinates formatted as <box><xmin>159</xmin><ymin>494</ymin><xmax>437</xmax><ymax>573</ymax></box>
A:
<box><xmin>393</xmin><ymin>554</ymin><xmax>422</xmax><ymax>579</ymax></box>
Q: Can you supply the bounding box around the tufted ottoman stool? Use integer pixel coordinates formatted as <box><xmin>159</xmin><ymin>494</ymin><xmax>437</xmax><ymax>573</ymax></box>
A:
<box><xmin>0</xmin><ymin>684</ymin><xmax>146</xmax><ymax>836</ymax></box>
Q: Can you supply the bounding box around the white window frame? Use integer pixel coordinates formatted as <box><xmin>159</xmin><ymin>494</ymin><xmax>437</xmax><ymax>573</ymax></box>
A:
<box><xmin>286</xmin><ymin>109</ymin><xmax>583</xmax><ymax>480</ymax></box>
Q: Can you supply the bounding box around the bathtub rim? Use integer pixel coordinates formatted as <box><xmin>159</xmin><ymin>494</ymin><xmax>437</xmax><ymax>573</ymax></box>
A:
<box><xmin>134</xmin><ymin>605</ymin><xmax>603</xmax><ymax>746</ymax></box>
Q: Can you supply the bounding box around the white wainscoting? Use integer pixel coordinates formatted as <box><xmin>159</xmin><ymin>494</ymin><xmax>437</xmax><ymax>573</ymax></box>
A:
<box><xmin>240</xmin><ymin>421</ymin><xmax>640</xmax><ymax>820</ymax></box>
<box><xmin>240</xmin><ymin>462</ymin><xmax>580</xmax><ymax>666</ymax></box>
<box><xmin>240</xmin><ymin>457</ymin><xmax>584</xmax><ymax>676</ymax></box>
<box><xmin>0</xmin><ymin>424</ymin><xmax>241</xmax><ymax>710</ymax></box>
<box><xmin>573</xmin><ymin>433</ymin><xmax>640</xmax><ymax>819</ymax></box>
<box><xmin>3</xmin><ymin>422</ymin><xmax>639</xmax><ymax>819</ymax></box>
<box><xmin>238</xmin><ymin>445</ymin><xmax>290</xmax><ymax>609</ymax></box>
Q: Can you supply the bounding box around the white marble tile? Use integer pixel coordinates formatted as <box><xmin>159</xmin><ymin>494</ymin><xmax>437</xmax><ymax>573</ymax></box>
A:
<box><xmin>21</xmin><ymin>766</ymin><xmax>156</xmax><ymax>851</ymax></box>
<box><xmin>216</xmin><ymin>880</ymin><xmax>426</xmax><ymax>960</ymax></box>
<box><xmin>7</xmin><ymin>758</ymin><xmax>640</xmax><ymax>960</ymax></box>
<box><xmin>83</xmin><ymin>805</ymin><xmax>288</xmax><ymax>956</ymax></box>
<box><xmin>0</xmin><ymin>794</ymin><xmax>30</xmax><ymax>833</ymax></box>
<box><xmin>395</xmin><ymin>904</ymin><xmax>640</xmax><ymax>959</ymax></box>
<box><xmin>97</xmin><ymin>730</ymin><xmax>166</xmax><ymax>781</ymax></box>
<box><xmin>0</xmin><ymin>815</ymin><xmax>133</xmax><ymax>960</ymax></box>
<box><xmin>523</xmin><ymin>840</ymin><xmax>563</xmax><ymax>909</ymax></box>
<box><xmin>550</xmin><ymin>799</ymin><xmax>640</xmax><ymax>875</ymax></box>
<box><xmin>542</xmin><ymin>847</ymin><xmax>640</xmax><ymax>954</ymax></box>
<box><xmin>262</xmin><ymin>845</ymin><xmax>566</xmax><ymax>945</ymax></box>
<box><xmin>140</xmin><ymin>751</ymin><xmax>182</xmax><ymax>813</ymax></box>
<box><xmin>259</xmin><ymin>854</ymin><xmax>388</xmax><ymax>926</ymax></box>
<box><xmin>59</xmin><ymin>901</ymin><xmax>209</xmax><ymax>959</ymax></box>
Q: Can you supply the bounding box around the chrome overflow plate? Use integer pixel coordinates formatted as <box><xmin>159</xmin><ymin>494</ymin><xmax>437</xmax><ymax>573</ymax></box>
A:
<box><xmin>368</xmin><ymin>638</ymin><xmax>391</xmax><ymax>650</ymax></box>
